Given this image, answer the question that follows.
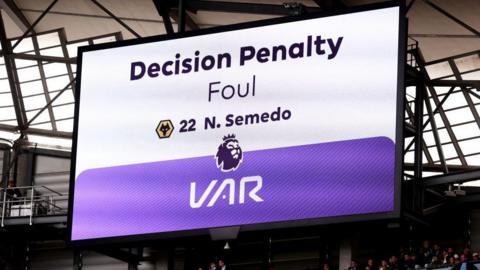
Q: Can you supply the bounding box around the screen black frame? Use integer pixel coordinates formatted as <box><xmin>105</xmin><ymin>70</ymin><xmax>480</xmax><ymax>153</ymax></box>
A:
<box><xmin>67</xmin><ymin>1</ymin><xmax>406</xmax><ymax>246</ymax></box>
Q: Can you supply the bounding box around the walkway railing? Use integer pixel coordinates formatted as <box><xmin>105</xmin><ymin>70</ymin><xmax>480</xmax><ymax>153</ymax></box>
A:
<box><xmin>0</xmin><ymin>185</ymin><xmax>68</xmax><ymax>227</ymax></box>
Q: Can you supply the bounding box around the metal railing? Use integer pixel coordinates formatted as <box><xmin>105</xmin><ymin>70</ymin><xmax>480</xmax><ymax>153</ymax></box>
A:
<box><xmin>0</xmin><ymin>185</ymin><xmax>68</xmax><ymax>226</ymax></box>
<box><xmin>407</xmin><ymin>36</ymin><xmax>420</xmax><ymax>69</ymax></box>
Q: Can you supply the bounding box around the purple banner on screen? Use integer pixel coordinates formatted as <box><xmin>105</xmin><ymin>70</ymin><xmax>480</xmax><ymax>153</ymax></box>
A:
<box><xmin>72</xmin><ymin>136</ymin><xmax>395</xmax><ymax>240</ymax></box>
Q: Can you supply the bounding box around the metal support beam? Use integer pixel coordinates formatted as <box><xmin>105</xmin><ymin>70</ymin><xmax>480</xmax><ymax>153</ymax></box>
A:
<box><xmin>31</xmin><ymin>34</ymin><xmax>58</xmax><ymax>131</ymax></box>
<box><xmin>91</xmin><ymin>0</ymin><xmax>141</xmax><ymax>38</ymax></box>
<box><xmin>1</xmin><ymin>214</ymin><xmax>67</xmax><ymax>225</ymax></box>
<box><xmin>1</xmin><ymin>149</ymin><xmax>11</xmax><ymax>188</ymax></box>
<box><xmin>406</xmin><ymin>0</ymin><xmax>417</xmax><ymax>13</ymax></box>
<box><xmin>11</xmin><ymin>0</ymin><xmax>58</xmax><ymax>51</ymax></box>
<box><xmin>422</xmin><ymin>138</ymin><xmax>434</xmax><ymax>164</ymax></box>
<box><xmin>404</xmin><ymin>122</ymin><xmax>416</xmax><ymax>137</ymax></box>
<box><xmin>425</xmin><ymin>50</ymin><xmax>480</xmax><ymax>66</ymax></box>
<box><xmin>423</xmin><ymin>85</ymin><xmax>449</xmax><ymax>173</ymax></box>
<box><xmin>169</xmin><ymin>9</ymin><xmax>199</xmax><ymax>30</ymax></box>
<box><xmin>427</xmin><ymin>86</ymin><xmax>467</xmax><ymax>166</ymax></box>
<box><xmin>403</xmin><ymin>210</ymin><xmax>431</xmax><ymax>227</ymax></box>
<box><xmin>461</xmin><ymin>89</ymin><xmax>480</xmax><ymax>130</ymax></box>
<box><xmin>185</xmin><ymin>1</ymin><xmax>322</xmax><ymax>15</ymax></box>
<box><xmin>406</xmin><ymin>49</ymin><xmax>468</xmax><ymax>170</ymax></box>
<box><xmin>0</xmin><ymin>11</ymin><xmax>28</xmax><ymax>131</ymax></box>
<box><xmin>423</xmin><ymin>169</ymin><xmax>480</xmax><ymax>187</ymax></box>
<box><xmin>152</xmin><ymin>0</ymin><xmax>175</xmax><ymax>35</ymax></box>
<box><xmin>404</xmin><ymin>86</ymin><xmax>455</xmax><ymax>153</ymax></box>
<box><xmin>448</xmin><ymin>60</ymin><xmax>480</xmax><ymax>131</ymax></box>
<box><xmin>469</xmin><ymin>89</ymin><xmax>480</xmax><ymax>100</ymax></box>
<box><xmin>27</xmin><ymin>78</ymin><xmax>76</xmax><ymax>126</ymax></box>
<box><xmin>0</xmin><ymin>124</ymin><xmax>72</xmax><ymax>139</ymax></box>
<box><xmin>425</xmin><ymin>188</ymin><xmax>447</xmax><ymax>199</ymax></box>
<box><xmin>423</xmin><ymin>0</ymin><xmax>480</xmax><ymax>37</ymax></box>
<box><xmin>405</xmin><ymin>102</ymin><xmax>415</xmax><ymax>126</ymax></box>
<box><xmin>423</xmin><ymin>203</ymin><xmax>446</xmax><ymax>216</ymax></box>
<box><xmin>10</xmin><ymin>53</ymin><xmax>76</xmax><ymax>64</ymax></box>
<box><xmin>312</xmin><ymin>0</ymin><xmax>346</xmax><ymax>10</ymax></box>
<box><xmin>0</xmin><ymin>0</ymin><xmax>32</xmax><ymax>33</ymax></box>
<box><xmin>73</xmin><ymin>250</ymin><xmax>83</xmax><ymax>270</ymax></box>
<box><xmin>414</xmin><ymin>80</ymin><xmax>424</xmax><ymax>179</ymax></box>
<box><xmin>178</xmin><ymin>0</ymin><xmax>185</xmax><ymax>33</ymax></box>
<box><xmin>408</xmin><ymin>79</ymin><xmax>426</xmax><ymax>212</ymax></box>
<box><xmin>428</xmin><ymin>80</ymin><xmax>480</xmax><ymax>88</ymax></box>
<box><xmin>21</xmin><ymin>146</ymin><xmax>71</xmax><ymax>158</ymax></box>
<box><xmin>404</xmin><ymin>163</ymin><xmax>479</xmax><ymax>173</ymax></box>
<box><xmin>58</xmin><ymin>29</ymin><xmax>77</xmax><ymax>97</ymax></box>
<box><xmin>404</xmin><ymin>114</ymin><xmax>435</xmax><ymax>166</ymax></box>
<box><xmin>24</xmin><ymin>152</ymin><xmax>34</xmax><ymax>187</ymax></box>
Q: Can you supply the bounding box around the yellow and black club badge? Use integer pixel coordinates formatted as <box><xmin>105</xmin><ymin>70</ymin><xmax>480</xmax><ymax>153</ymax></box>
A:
<box><xmin>156</xmin><ymin>120</ymin><xmax>174</xmax><ymax>139</ymax></box>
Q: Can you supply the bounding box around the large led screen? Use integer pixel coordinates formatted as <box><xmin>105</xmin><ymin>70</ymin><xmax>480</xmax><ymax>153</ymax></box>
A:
<box><xmin>69</xmin><ymin>4</ymin><xmax>404</xmax><ymax>242</ymax></box>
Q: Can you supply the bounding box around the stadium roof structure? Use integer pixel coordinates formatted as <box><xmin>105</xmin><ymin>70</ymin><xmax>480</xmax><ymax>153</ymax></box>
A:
<box><xmin>0</xmin><ymin>0</ymin><xmax>479</xmax><ymax>189</ymax></box>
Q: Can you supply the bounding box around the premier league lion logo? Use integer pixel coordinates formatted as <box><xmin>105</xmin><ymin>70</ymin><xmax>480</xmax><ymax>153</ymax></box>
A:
<box><xmin>215</xmin><ymin>134</ymin><xmax>243</xmax><ymax>172</ymax></box>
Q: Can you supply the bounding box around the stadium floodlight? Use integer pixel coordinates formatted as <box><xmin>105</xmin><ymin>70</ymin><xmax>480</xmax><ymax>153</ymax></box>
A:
<box><xmin>444</xmin><ymin>185</ymin><xmax>456</xmax><ymax>197</ymax></box>
<box><xmin>454</xmin><ymin>184</ymin><xmax>466</xmax><ymax>196</ymax></box>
